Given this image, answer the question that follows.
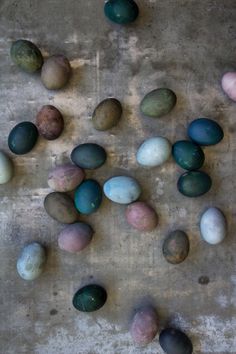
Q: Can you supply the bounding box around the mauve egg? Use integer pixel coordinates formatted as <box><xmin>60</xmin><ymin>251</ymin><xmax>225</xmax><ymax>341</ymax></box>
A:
<box><xmin>130</xmin><ymin>307</ymin><xmax>158</xmax><ymax>346</ymax></box>
<box><xmin>58</xmin><ymin>222</ymin><xmax>94</xmax><ymax>253</ymax></box>
<box><xmin>221</xmin><ymin>72</ymin><xmax>236</xmax><ymax>102</ymax></box>
<box><xmin>126</xmin><ymin>202</ymin><xmax>158</xmax><ymax>232</ymax></box>
<box><xmin>36</xmin><ymin>105</ymin><xmax>64</xmax><ymax>140</ymax></box>
<box><xmin>48</xmin><ymin>163</ymin><xmax>84</xmax><ymax>192</ymax></box>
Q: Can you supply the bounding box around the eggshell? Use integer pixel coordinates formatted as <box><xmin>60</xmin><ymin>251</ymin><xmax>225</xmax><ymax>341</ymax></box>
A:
<box><xmin>126</xmin><ymin>202</ymin><xmax>158</xmax><ymax>232</ymax></box>
<box><xmin>17</xmin><ymin>242</ymin><xmax>46</xmax><ymax>281</ymax></box>
<box><xmin>221</xmin><ymin>72</ymin><xmax>236</xmax><ymax>102</ymax></box>
<box><xmin>58</xmin><ymin>222</ymin><xmax>93</xmax><ymax>253</ymax></box>
<box><xmin>36</xmin><ymin>105</ymin><xmax>64</xmax><ymax>140</ymax></box>
<box><xmin>48</xmin><ymin>163</ymin><xmax>84</xmax><ymax>192</ymax></box>
<box><xmin>0</xmin><ymin>151</ymin><xmax>14</xmax><ymax>184</ymax></box>
<box><xmin>103</xmin><ymin>176</ymin><xmax>141</xmax><ymax>204</ymax></box>
<box><xmin>130</xmin><ymin>307</ymin><xmax>158</xmax><ymax>346</ymax></box>
<box><xmin>200</xmin><ymin>207</ymin><xmax>227</xmax><ymax>245</ymax></box>
<box><xmin>137</xmin><ymin>137</ymin><xmax>171</xmax><ymax>167</ymax></box>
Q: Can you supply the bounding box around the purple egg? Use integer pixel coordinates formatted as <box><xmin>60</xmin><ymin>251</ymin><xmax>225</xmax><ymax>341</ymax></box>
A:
<box><xmin>58</xmin><ymin>222</ymin><xmax>94</xmax><ymax>253</ymax></box>
<box><xmin>130</xmin><ymin>307</ymin><xmax>158</xmax><ymax>346</ymax></box>
<box><xmin>48</xmin><ymin>163</ymin><xmax>85</xmax><ymax>192</ymax></box>
<box><xmin>126</xmin><ymin>202</ymin><xmax>158</xmax><ymax>232</ymax></box>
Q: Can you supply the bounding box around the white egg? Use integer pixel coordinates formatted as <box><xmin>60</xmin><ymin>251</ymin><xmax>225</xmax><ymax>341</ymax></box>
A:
<box><xmin>0</xmin><ymin>151</ymin><xmax>13</xmax><ymax>184</ymax></box>
<box><xmin>136</xmin><ymin>137</ymin><xmax>171</xmax><ymax>167</ymax></box>
<box><xmin>221</xmin><ymin>72</ymin><xmax>236</xmax><ymax>102</ymax></box>
<box><xmin>200</xmin><ymin>207</ymin><xmax>227</xmax><ymax>245</ymax></box>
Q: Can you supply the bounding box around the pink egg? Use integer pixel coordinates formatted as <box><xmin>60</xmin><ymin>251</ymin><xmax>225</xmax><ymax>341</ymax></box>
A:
<box><xmin>221</xmin><ymin>72</ymin><xmax>236</xmax><ymax>102</ymax></box>
<box><xmin>130</xmin><ymin>307</ymin><xmax>158</xmax><ymax>346</ymax></box>
<box><xmin>48</xmin><ymin>163</ymin><xmax>85</xmax><ymax>192</ymax></box>
<box><xmin>125</xmin><ymin>202</ymin><xmax>158</xmax><ymax>232</ymax></box>
<box><xmin>58</xmin><ymin>222</ymin><xmax>93</xmax><ymax>253</ymax></box>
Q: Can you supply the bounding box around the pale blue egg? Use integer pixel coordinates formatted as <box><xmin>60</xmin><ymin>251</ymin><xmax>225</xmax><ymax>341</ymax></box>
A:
<box><xmin>17</xmin><ymin>243</ymin><xmax>46</xmax><ymax>280</ymax></box>
<box><xmin>103</xmin><ymin>176</ymin><xmax>141</xmax><ymax>204</ymax></box>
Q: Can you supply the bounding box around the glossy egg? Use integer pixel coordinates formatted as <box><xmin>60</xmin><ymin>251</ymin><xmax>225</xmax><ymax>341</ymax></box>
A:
<box><xmin>10</xmin><ymin>39</ymin><xmax>43</xmax><ymax>73</ymax></box>
<box><xmin>126</xmin><ymin>202</ymin><xmax>158</xmax><ymax>232</ymax></box>
<box><xmin>200</xmin><ymin>207</ymin><xmax>227</xmax><ymax>245</ymax></box>
<box><xmin>162</xmin><ymin>230</ymin><xmax>190</xmax><ymax>264</ymax></box>
<box><xmin>44</xmin><ymin>192</ymin><xmax>79</xmax><ymax>224</ymax></box>
<box><xmin>172</xmin><ymin>140</ymin><xmax>205</xmax><ymax>170</ymax></box>
<box><xmin>8</xmin><ymin>121</ymin><xmax>38</xmax><ymax>155</ymax></box>
<box><xmin>58</xmin><ymin>222</ymin><xmax>94</xmax><ymax>253</ymax></box>
<box><xmin>130</xmin><ymin>307</ymin><xmax>158</xmax><ymax>346</ymax></box>
<box><xmin>159</xmin><ymin>328</ymin><xmax>193</xmax><ymax>354</ymax></box>
<box><xmin>103</xmin><ymin>176</ymin><xmax>141</xmax><ymax>204</ymax></box>
<box><xmin>140</xmin><ymin>88</ymin><xmax>177</xmax><ymax>118</ymax></box>
<box><xmin>73</xmin><ymin>284</ymin><xmax>107</xmax><ymax>312</ymax></box>
<box><xmin>177</xmin><ymin>171</ymin><xmax>212</xmax><ymax>197</ymax></box>
<box><xmin>36</xmin><ymin>105</ymin><xmax>64</xmax><ymax>140</ymax></box>
<box><xmin>221</xmin><ymin>72</ymin><xmax>236</xmax><ymax>102</ymax></box>
<box><xmin>137</xmin><ymin>137</ymin><xmax>172</xmax><ymax>167</ymax></box>
<box><xmin>74</xmin><ymin>179</ymin><xmax>102</xmax><ymax>214</ymax></box>
<box><xmin>41</xmin><ymin>55</ymin><xmax>71</xmax><ymax>90</ymax></box>
<box><xmin>17</xmin><ymin>242</ymin><xmax>46</xmax><ymax>281</ymax></box>
<box><xmin>48</xmin><ymin>163</ymin><xmax>84</xmax><ymax>192</ymax></box>
<box><xmin>188</xmin><ymin>118</ymin><xmax>224</xmax><ymax>146</ymax></box>
<box><xmin>71</xmin><ymin>143</ymin><xmax>107</xmax><ymax>170</ymax></box>
<box><xmin>0</xmin><ymin>151</ymin><xmax>14</xmax><ymax>184</ymax></box>
<box><xmin>92</xmin><ymin>98</ymin><xmax>122</xmax><ymax>131</ymax></box>
<box><xmin>104</xmin><ymin>0</ymin><xmax>139</xmax><ymax>24</ymax></box>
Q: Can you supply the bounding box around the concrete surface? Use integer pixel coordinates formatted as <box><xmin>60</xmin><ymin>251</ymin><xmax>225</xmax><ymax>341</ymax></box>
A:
<box><xmin>0</xmin><ymin>0</ymin><xmax>236</xmax><ymax>353</ymax></box>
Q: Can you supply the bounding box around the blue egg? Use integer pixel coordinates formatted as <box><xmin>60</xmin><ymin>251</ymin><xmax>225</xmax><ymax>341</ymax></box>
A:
<box><xmin>74</xmin><ymin>179</ymin><xmax>102</xmax><ymax>214</ymax></box>
<box><xmin>188</xmin><ymin>118</ymin><xmax>224</xmax><ymax>146</ymax></box>
<box><xmin>103</xmin><ymin>176</ymin><xmax>141</xmax><ymax>204</ymax></box>
<box><xmin>17</xmin><ymin>242</ymin><xmax>46</xmax><ymax>281</ymax></box>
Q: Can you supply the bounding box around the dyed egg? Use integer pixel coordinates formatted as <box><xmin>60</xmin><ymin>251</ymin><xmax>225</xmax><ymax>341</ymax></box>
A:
<box><xmin>177</xmin><ymin>171</ymin><xmax>212</xmax><ymax>197</ymax></box>
<box><xmin>8</xmin><ymin>121</ymin><xmax>38</xmax><ymax>155</ymax></box>
<box><xmin>74</xmin><ymin>179</ymin><xmax>102</xmax><ymax>214</ymax></box>
<box><xmin>130</xmin><ymin>307</ymin><xmax>158</xmax><ymax>346</ymax></box>
<box><xmin>48</xmin><ymin>163</ymin><xmax>84</xmax><ymax>192</ymax></box>
<box><xmin>104</xmin><ymin>0</ymin><xmax>139</xmax><ymax>24</ymax></box>
<box><xmin>73</xmin><ymin>284</ymin><xmax>107</xmax><ymax>312</ymax></box>
<box><xmin>92</xmin><ymin>98</ymin><xmax>122</xmax><ymax>131</ymax></box>
<box><xmin>162</xmin><ymin>230</ymin><xmax>190</xmax><ymax>264</ymax></box>
<box><xmin>103</xmin><ymin>176</ymin><xmax>141</xmax><ymax>204</ymax></box>
<box><xmin>140</xmin><ymin>88</ymin><xmax>177</xmax><ymax>118</ymax></box>
<box><xmin>71</xmin><ymin>143</ymin><xmax>107</xmax><ymax>169</ymax></box>
<box><xmin>17</xmin><ymin>242</ymin><xmax>46</xmax><ymax>281</ymax></box>
<box><xmin>126</xmin><ymin>202</ymin><xmax>158</xmax><ymax>232</ymax></box>
<box><xmin>188</xmin><ymin>118</ymin><xmax>224</xmax><ymax>146</ymax></box>
<box><xmin>172</xmin><ymin>140</ymin><xmax>205</xmax><ymax>170</ymax></box>
<box><xmin>137</xmin><ymin>137</ymin><xmax>172</xmax><ymax>167</ymax></box>
<box><xmin>221</xmin><ymin>72</ymin><xmax>236</xmax><ymax>102</ymax></box>
<box><xmin>10</xmin><ymin>39</ymin><xmax>43</xmax><ymax>73</ymax></box>
<box><xmin>41</xmin><ymin>55</ymin><xmax>71</xmax><ymax>90</ymax></box>
<box><xmin>44</xmin><ymin>192</ymin><xmax>78</xmax><ymax>224</ymax></box>
<box><xmin>0</xmin><ymin>151</ymin><xmax>14</xmax><ymax>184</ymax></box>
<box><xmin>200</xmin><ymin>207</ymin><xmax>227</xmax><ymax>245</ymax></box>
<box><xmin>58</xmin><ymin>222</ymin><xmax>94</xmax><ymax>253</ymax></box>
<box><xmin>159</xmin><ymin>328</ymin><xmax>193</xmax><ymax>354</ymax></box>
<box><xmin>36</xmin><ymin>105</ymin><xmax>64</xmax><ymax>140</ymax></box>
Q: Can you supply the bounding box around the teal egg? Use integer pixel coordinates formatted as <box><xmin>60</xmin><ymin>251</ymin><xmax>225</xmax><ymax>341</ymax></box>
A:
<box><xmin>71</xmin><ymin>143</ymin><xmax>107</xmax><ymax>170</ymax></box>
<box><xmin>74</xmin><ymin>179</ymin><xmax>102</xmax><ymax>214</ymax></box>
<box><xmin>188</xmin><ymin>118</ymin><xmax>224</xmax><ymax>146</ymax></box>
<box><xmin>172</xmin><ymin>140</ymin><xmax>205</xmax><ymax>170</ymax></box>
<box><xmin>73</xmin><ymin>284</ymin><xmax>107</xmax><ymax>312</ymax></box>
<box><xmin>17</xmin><ymin>242</ymin><xmax>46</xmax><ymax>281</ymax></box>
<box><xmin>0</xmin><ymin>151</ymin><xmax>14</xmax><ymax>184</ymax></box>
<box><xmin>104</xmin><ymin>0</ymin><xmax>139</xmax><ymax>24</ymax></box>
<box><xmin>10</xmin><ymin>39</ymin><xmax>43</xmax><ymax>73</ymax></box>
<box><xmin>140</xmin><ymin>88</ymin><xmax>177</xmax><ymax>118</ymax></box>
<box><xmin>177</xmin><ymin>171</ymin><xmax>212</xmax><ymax>197</ymax></box>
<box><xmin>8</xmin><ymin>122</ymin><xmax>38</xmax><ymax>155</ymax></box>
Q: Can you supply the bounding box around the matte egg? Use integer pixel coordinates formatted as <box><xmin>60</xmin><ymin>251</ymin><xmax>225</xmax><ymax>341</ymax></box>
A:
<box><xmin>10</xmin><ymin>39</ymin><xmax>43</xmax><ymax>73</ymax></box>
<box><xmin>200</xmin><ymin>207</ymin><xmax>227</xmax><ymax>245</ymax></box>
<box><xmin>41</xmin><ymin>55</ymin><xmax>71</xmax><ymax>90</ymax></box>
<box><xmin>73</xmin><ymin>284</ymin><xmax>107</xmax><ymax>312</ymax></box>
<box><xmin>17</xmin><ymin>242</ymin><xmax>46</xmax><ymax>281</ymax></box>
<box><xmin>71</xmin><ymin>143</ymin><xmax>107</xmax><ymax>169</ymax></box>
<box><xmin>188</xmin><ymin>118</ymin><xmax>224</xmax><ymax>146</ymax></box>
<box><xmin>44</xmin><ymin>192</ymin><xmax>79</xmax><ymax>224</ymax></box>
<box><xmin>8</xmin><ymin>121</ymin><xmax>38</xmax><ymax>155</ymax></box>
<box><xmin>104</xmin><ymin>0</ymin><xmax>139</xmax><ymax>24</ymax></box>
<box><xmin>36</xmin><ymin>105</ymin><xmax>64</xmax><ymax>140</ymax></box>
<box><xmin>130</xmin><ymin>307</ymin><xmax>158</xmax><ymax>346</ymax></box>
<box><xmin>137</xmin><ymin>137</ymin><xmax>172</xmax><ymax>167</ymax></box>
<box><xmin>126</xmin><ymin>202</ymin><xmax>158</xmax><ymax>232</ymax></box>
<box><xmin>221</xmin><ymin>72</ymin><xmax>236</xmax><ymax>102</ymax></box>
<box><xmin>74</xmin><ymin>179</ymin><xmax>102</xmax><ymax>214</ymax></box>
<box><xmin>140</xmin><ymin>88</ymin><xmax>177</xmax><ymax>118</ymax></box>
<box><xmin>0</xmin><ymin>151</ymin><xmax>14</xmax><ymax>184</ymax></box>
<box><xmin>48</xmin><ymin>163</ymin><xmax>84</xmax><ymax>192</ymax></box>
<box><xmin>162</xmin><ymin>230</ymin><xmax>190</xmax><ymax>264</ymax></box>
<box><xmin>172</xmin><ymin>140</ymin><xmax>205</xmax><ymax>170</ymax></box>
<box><xmin>92</xmin><ymin>98</ymin><xmax>122</xmax><ymax>131</ymax></box>
<box><xmin>177</xmin><ymin>171</ymin><xmax>212</xmax><ymax>197</ymax></box>
<box><xmin>103</xmin><ymin>176</ymin><xmax>141</xmax><ymax>204</ymax></box>
<box><xmin>159</xmin><ymin>328</ymin><xmax>193</xmax><ymax>354</ymax></box>
<box><xmin>58</xmin><ymin>222</ymin><xmax>94</xmax><ymax>253</ymax></box>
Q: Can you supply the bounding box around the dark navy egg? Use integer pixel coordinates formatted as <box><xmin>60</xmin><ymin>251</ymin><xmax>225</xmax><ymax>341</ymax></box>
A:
<box><xmin>172</xmin><ymin>140</ymin><xmax>205</xmax><ymax>170</ymax></box>
<box><xmin>104</xmin><ymin>0</ymin><xmax>139</xmax><ymax>24</ymax></box>
<box><xmin>159</xmin><ymin>328</ymin><xmax>193</xmax><ymax>354</ymax></box>
<box><xmin>73</xmin><ymin>284</ymin><xmax>107</xmax><ymax>312</ymax></box>
<box><xmin>188</xmin><ymin>118</ymin><xmax>224</xmax><ymax>146</ymax></box>
<box><xmin>177</xmin><ymin>171</ymin><xmax>212</xmax><ymax>197</ymax></box>
<box><xmin>8</xmin><ymin>121</ymin><xmax>38</xmax><ymax>155</ymax></box>
<box><xmin>74</xmin><ymin>179</ymin><xmax>102</xmax><ymax>214</ymax></box>
<box><xmin>71</xmin><ymin>143</ymin><xmax>107</xmax><ymax>170</ymax></box>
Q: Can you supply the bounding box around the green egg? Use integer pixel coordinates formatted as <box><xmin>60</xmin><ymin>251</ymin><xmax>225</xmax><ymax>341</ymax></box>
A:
<box><xmin>104</xmin><ymin>0</ymin><xmax>139</xmax><ymax>24</ymax></box>
<box><xmin>8</xmin><ymin>121</ymin><xmax>38</xmax><ymax>155</ymax></box>
<box><xmin>140</xmin><ymin>88</ymin><xmax>177</xmax><ymax>118</ymax></box>
<box><xmin>0</xmin><ymin>151</ymin><xmax>14</xmax><ymax>184</ymax></box>
<box><xmin>73</xmin><ymin>284</ymin><xmax>107</xmax><ymax>312</ymax></box>
<box><xmin>92</xmin><ymin>98</ymin><xmax>122</xmax><ymax>131</ymax></box>
<box><xmin>10</xmin><ymin>39</ymin><xmax>43</xmax><ymax>73</ymax></box>
<box><xmin>177</xmin><ymin>171</ymin><xmax>212</xmax><ymax>197</ymax></box>
<box><xmin>172</xmin><ymin>140</ymin><xmax>205</xmax><ymax>170</ymax></box>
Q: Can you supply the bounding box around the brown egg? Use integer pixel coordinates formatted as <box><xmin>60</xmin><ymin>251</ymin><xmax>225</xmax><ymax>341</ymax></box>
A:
<box><xmin>126</xmin><ymin>202</ymin><xmax>158</xmax><ymax>232</ymax></box>
<box><xmin>58</xmin><ymin>222</ymin><xmax>94</xmax><ymax>253</ymax></box>
<box><xmin>41</xmin><ymin>55</ymin><xmax>71</xmax><ymax>90</ymax></box>
<box><xmin>130</xmin><ymin>306</ymin><xmax>158</xmax><ymax>346</ymax></box>
<box><xmin>36</xmin><ymin>105</ymin><xmax>64</xmax><ymax>140</ymax></box>
<box><xmin>162</xmin><ymin>230</ymin><xmax>190</xmax><ymax>264</ymax></box>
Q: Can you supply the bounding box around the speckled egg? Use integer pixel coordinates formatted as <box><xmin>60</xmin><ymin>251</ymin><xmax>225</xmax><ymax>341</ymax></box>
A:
<box><xmin>58</xmin><ymin>222</ymin><xmax>94</xmax><ymax>253</ymax></box>
<box><xmin>137</xmin><ymin>137</ymin><xmax>172</xmax><ymax>167</ymax></box>
<box><xmin>104</xmin><ymin>0</ymin><xmax>139</xmax><ymax>24</ymax></box>
<box><xmin>172</xmin><ymin>140</ymin><xmax>205</xmax><ymax>170</ymax></box>
<box><xmin>74</xmin><ymin>179</ymin><xmax>102</xmax><ymax>214</ymax></box>
<box><xmin>8</xmin><ymin>121</ymin><xmax>38</xmax><ymax>155</ymax></box>
<box><xmin>200</xmin><ymin>207</ymin><xmax>227</xmax><ymax>245</ymax></box>
<box><xmin>130</xmin><ymin>307</ymin><xmax>158</xmax><ymax>346</ymax></box>
<box><xmin>162</xmin><ymin>230</ymin><xmax>190</xmax><ymax>264</ymax></box>
<box><xmin>48</xmin><ymin>163</ymin><xmax>84</xmax><ymax>192</ymax></box>
<box><xmin>126</xmin><ymin>202</ymin><xmax>158</xmax><ymax>232</ymax></box>
<box><xmin>41</xmin><ymin>55</ymin><xmax>71</xmax><ymax>90</ymax></box>
<box><xmin>73</xmin><ymin>284</ymin><xmax>107</xmax><ymax>312</ymax></box>
<box><xmin>177</xmin><ymin>171</ymin><xmax>212</xmax><ymax>197</ymax></box>
<box><xmin>140</xmin><ymin>88</ymin><xmax>177</xmax><ymax>118</ymax></box>
<box><xmin>92</xmin><ymin>98</ymin><xmax>122</xmax><ymax>131</ymax></box>
<box><xmin>159</xmin><ymin>328</ymin><xmax>193</xmax><ymax>354</ymax></box>
<box><xmin>71</xmin><ymin>143</ymin><xmax>107</xmax><ymax>169</ymax></box>
<box><xmin>36</xmin><ymin>105</ymin><xmax>64</xmax><ymax>140</ymax></box>
<box><xmin>17</xmin><ymin>242</ymin><xmax>46</xmax><ymax>281</ymax></box>
<box><xmin>103</xmin><ymin>176</ymin><xmax>141</xmax><ymax>204</ymax></box>
<box><xmin>44</xmin><ymin>192</ymin><xmax>79</xmax><ymax>224</ymax></box>
<box><xmin>10</xmin><ymin>39</ymin><xmax>43</xmax><ymax>73</ymax></box>
<box><xmin>188</xmin><ymin>118</ymin><xmax>224</xmax><ymax>146</ymax></box>
<box><xmin>221</xmin><ymin>72</ymin><xmax>236</xmax><ymax>102</ymax></box>
<box><xmin>0</xmin><ymin>151</ymin><xmax>14</xmax><ymax>184</ymax></box>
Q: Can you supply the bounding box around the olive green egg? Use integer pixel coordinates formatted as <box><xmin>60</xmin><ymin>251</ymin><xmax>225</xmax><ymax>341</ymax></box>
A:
<box><xmin>92</xmin><ymin>98</ymin><xmax>122</xmax><ymax>131</ymax></box>
<box><xmin>8</xmin><ymin>121</ymin><xmax>38</xmax><ymax>155</ymax></box>
<box><xmin>73</xmin><ymin>284</ymin><xmax>107</xmax><ymax>312</ymax></box>
<box><xmin>0</xmin><ymin>151</ymin><xmax>14</xmax><ymax>184</ymax></box>
<box><xmin>140</xmin><ymin>88</ymin><xmax>177</xmax><ymax>118</ymax></box>
<box><xmin>163</xmin><ymin>230</ymin><xmax>190</xmax><ymax>264</ymax></box>
<box><xmin>172</xmin><ymin>140</ymin><xmax>205</xmax><ymax>170</ymax></box>
<box><xmin>10</xmin><ymin>39</ymin><xmax>43</xmax><ymax>73</ymax></box>
<box><xmin>41</xmin><ymin>55</ymin><xmax>71</xmax><ymax>90</ymax></box>
<box><xmin>177</xmin><ymin>171</ymin><xmax>212</xmax><ymax>197</ymax></box>
<box><xmin>44</xmin><ymin>192</ymin><xmax>79</xmax><ymax>224</ymax></box>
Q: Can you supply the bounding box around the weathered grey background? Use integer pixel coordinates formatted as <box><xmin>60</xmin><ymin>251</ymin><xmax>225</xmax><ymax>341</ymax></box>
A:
<box><xmin>0</xmin><ymin>0</ymin><xmax>235</xmax><ymax>353</ymax></box>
